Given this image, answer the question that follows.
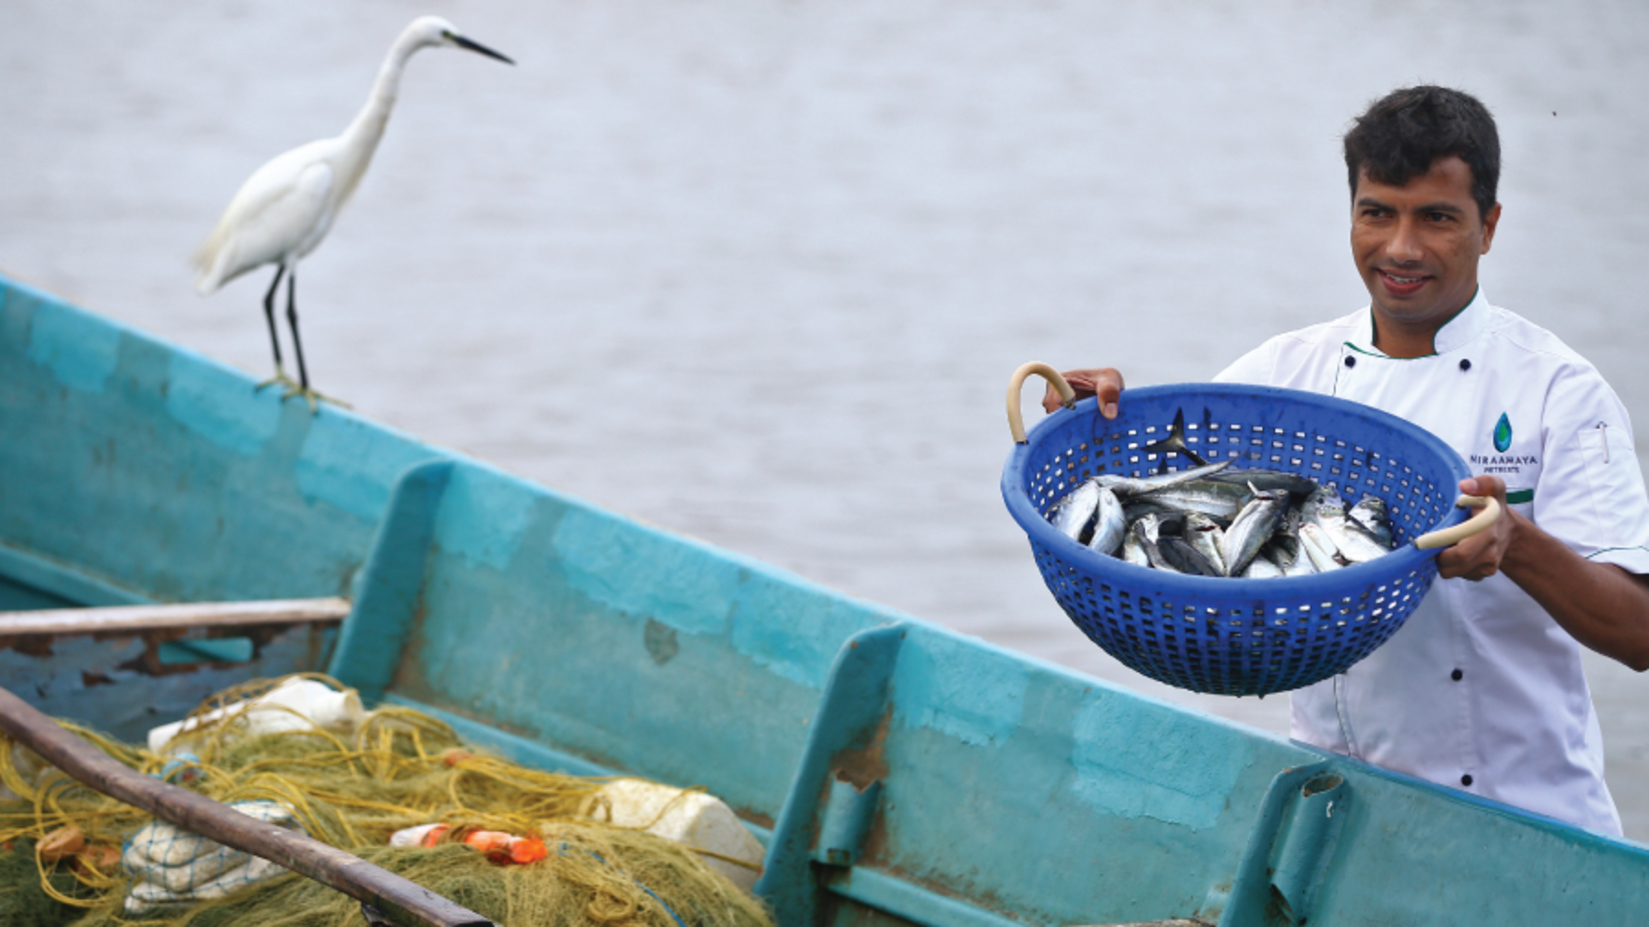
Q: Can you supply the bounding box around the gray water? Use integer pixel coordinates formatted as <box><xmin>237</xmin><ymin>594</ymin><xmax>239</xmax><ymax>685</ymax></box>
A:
<box><xmin>3</xmin><ymin>0</ymin><xmax>1646</xmax><ymax>841</ymax></box>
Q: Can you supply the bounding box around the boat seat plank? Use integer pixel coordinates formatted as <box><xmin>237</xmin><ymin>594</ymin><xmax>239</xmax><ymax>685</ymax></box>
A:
<box><xmin>1075</xmin><ymin>921</ymin><xmax>1211</xmax><ymax>926</ymax></box>
<box><xmin>0</xmin><ymin>597</ymin><xmax>351</xmax><ymax>637</ymax></box>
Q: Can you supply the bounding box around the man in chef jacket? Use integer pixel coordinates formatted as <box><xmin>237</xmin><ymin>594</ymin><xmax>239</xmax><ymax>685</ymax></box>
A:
<box><xmin>1047</xmin><ymin>85</ymin><xmax>1649</xmax><ymax>836</ymax></box>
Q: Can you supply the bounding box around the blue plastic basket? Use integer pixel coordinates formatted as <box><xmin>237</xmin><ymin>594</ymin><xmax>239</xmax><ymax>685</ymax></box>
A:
<box><xmin>1002</xmin><ymin>382</ymin><xmax>1474</xmax><ymax>696</ymax></box>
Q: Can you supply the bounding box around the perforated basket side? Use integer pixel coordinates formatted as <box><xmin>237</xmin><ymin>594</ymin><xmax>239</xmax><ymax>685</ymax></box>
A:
<box><xmin>1033</xmin><ymin>538</ymin><xmax>1438</xmax><ymax>694</ymax></box>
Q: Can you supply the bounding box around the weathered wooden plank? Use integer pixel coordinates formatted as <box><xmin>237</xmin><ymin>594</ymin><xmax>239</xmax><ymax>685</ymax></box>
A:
<box><xmin>0</xmin><ymin>597</ymin><xmax>350</xmax><ymax>637</ymax></box>
<box><xmin>0</xmin><ymin>683</ymin><xmax>491</xmax><ymax>927</ymax></box>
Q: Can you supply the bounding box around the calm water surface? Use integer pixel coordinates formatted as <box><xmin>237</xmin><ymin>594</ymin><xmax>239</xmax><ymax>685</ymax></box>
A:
<box><xmin>3</xmin><ymin>0</ymin><xmax>1646</xmax><ymax>839</ymax></box>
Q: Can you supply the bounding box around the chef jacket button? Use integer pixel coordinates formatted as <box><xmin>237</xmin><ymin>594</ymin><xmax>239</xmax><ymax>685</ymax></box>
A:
<box><xmin>1461</xmin><ymin>774</ymin><xmax>1474</xmax><ymax>787</ymax></box>
<box><xmin>1451</xmin><ymin>668</ymin><xmax>1463</xmax><ymax>681</ymax></box>
<box><xmin>1459</xmin><ymin>358</ymin><xmax>1472</xmax><ymax>371</ymax></box>
<box><xmin>1344</xmin><ymin>356</ymin><xmax>1356</xmax><ymax>368</ymax></box>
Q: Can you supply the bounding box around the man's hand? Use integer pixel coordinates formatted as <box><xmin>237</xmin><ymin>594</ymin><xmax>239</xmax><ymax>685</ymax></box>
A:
<box><xmin>1042</xmin><ymin>368</ymin><xmax>1125</xmax><ymax>418</ymax></box>
<box><xmin>1436</xmin><ymin>475</ymin><xmax>1513</xmax><ymax>581</ymax></box>
<box><xmin>1436</xmin><ymin>473</ymin><xmax>1649</xmax><ymax>671</ymax></box>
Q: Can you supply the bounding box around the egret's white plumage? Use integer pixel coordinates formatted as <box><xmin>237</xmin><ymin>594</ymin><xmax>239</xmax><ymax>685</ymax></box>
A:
<box><xmin>192</xmin><ymin>15</ymin><xmax>512</xmax><ymax>405</ymax></box>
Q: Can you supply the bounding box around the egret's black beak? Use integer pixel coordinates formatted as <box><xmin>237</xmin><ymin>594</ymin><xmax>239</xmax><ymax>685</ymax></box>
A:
<box><xmin>450</xmin><ymin>34</ymin><xmax>514</xmax><ymax>65</ymax></box>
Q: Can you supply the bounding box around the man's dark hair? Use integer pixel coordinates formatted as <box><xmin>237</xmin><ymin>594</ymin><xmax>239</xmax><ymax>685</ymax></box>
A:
<box><xmin>1344</xmin><ymin>85</ymin><xmax>1500</xmax><ymax>222</ymax></box>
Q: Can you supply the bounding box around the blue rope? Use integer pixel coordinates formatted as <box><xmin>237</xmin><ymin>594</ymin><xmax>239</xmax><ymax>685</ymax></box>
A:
<box><xmin>562</xmin><ymin>844</ymin><xmax>687</xmax><ymax>927</ymax></box>
<box><xmin>635</xmin><ymin>880</ymin><xmax>689</xmax><ymax>927</ymax></box>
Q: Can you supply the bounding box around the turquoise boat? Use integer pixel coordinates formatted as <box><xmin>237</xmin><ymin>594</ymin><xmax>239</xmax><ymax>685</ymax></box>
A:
<box><xmin>2</xmin><ymin>271</ymin><xmax>1646</xmax><ymax>926</ymax></box>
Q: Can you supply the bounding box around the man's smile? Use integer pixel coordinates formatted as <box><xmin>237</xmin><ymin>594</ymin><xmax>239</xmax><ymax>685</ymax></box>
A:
<box><xmin>1375</xmin><ymin>267</ymin><xmax>1431</xmax><ymax>296</ymax></box>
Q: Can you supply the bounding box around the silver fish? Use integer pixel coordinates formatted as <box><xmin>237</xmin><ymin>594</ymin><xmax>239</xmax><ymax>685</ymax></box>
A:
<box><xmin>1184</xmin><ymin>512</ymin><xmax>1229</xmax><ymax>576</ymax></box>
<box><xmin>1204</xmin><ymin>468</ymin><xmax>1320</xmax><ymax>499</ymax></box>
<box><xmin>1095</xmin><ymin>459</ymin><xmax>1234</xmax><ymax>498</ymax></box>
<box><xmin>1048</xmin><ymin>478</ymin><xmax>1101</xmax><ymax>541</ymax></box>
<box><xmin>1135</xmin><ymin>511</ymin><xmax>1218</xmax><ymax>575</ymax></box>
<box><xmin>1299</xmin><ymin>485</ymin><xmax>1341</xmax><ymax>524</ymax></box>
<box><xmin>1220</xmin><ymin>487</ymin><xmax>1288</xmax><ymax>577</ymax></box>
<box><xmin>1120</xmin><ymin>500</ymin><xmax>1185</xmax><ymax>524</ymax></box>
<box><xmin>1265</xmin><ymin>509</ymin><xmax>1315</xmax><ymax>575</ymax></box>
<box><xmin>1303</xmin><ymin>486</ymin><xmax>1388</xmax><ymax>563</ymax></box>
<box><xmin>1125</xmin><ymin>479</ymin><xmax>1248</xmax><ymax>522</ymax></box>
<box><xmin>1121</xmin><ymin>525</ymin><xmax>1151</xmax><ymax>567</ymax></box>
<box><xmin>1158</xmin><ymin>535</ymin><xmax>1223</xmax><ymax>576</ymax></box>
<box><xmin>1265</xmin><ymin>532</ymin><xmax>1319</xmax><ymax>577</ymax></box>
<box><xmin>1086</xmin><ymin>487</ymin><xmax>1126</xmax><ymax>556</ymax></box>
<box><xmin>1348</xmin><ymin>495</ymin><xmax>1395</xmax><ymax>549</ymax></box>
<box><xmin>1131</xmin><ymin>514</ymin><xmax>1175</xmax><ymax>572</ymax></box>
<box><xmin>1243</xmin><ymin>554</ymin><xmax>1285</xmax><ymax>579</ymax></box>
<box><xmin>1121</xmin><ymin>467</ymin><xmax>1318</xmax><ymax>523</ymax></box>
<box><xmin>1337</xmin><ymin>525</ymin><xmax>1391</xmax><ymax>563</ymax></box>
<box><xmin>1298</xmin><ymin>522</ymin><xmax>1345</xmax><ymax>572</ymax></box>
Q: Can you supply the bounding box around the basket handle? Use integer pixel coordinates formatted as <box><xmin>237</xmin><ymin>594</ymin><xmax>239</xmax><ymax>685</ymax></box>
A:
<box><xmin>1413</xmin><ymin>494</ymin><xmax>1501</xmax><ymax>550</ymax></box>
<box><xmin>1007</xmin><ymin>362</ymin><xmax>1076</xmax><ymax>444</ymax></box>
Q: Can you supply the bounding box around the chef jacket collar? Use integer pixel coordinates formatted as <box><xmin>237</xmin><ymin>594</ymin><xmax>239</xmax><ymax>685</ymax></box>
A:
<box><xmin>1347</xmin><ymin>287</ymin><xmax>1489</xmax><ymax>358</ymax></box>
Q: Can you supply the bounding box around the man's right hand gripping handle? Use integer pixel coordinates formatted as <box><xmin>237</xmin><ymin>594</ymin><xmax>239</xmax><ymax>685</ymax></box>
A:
<box><xmin>1042</xmin><ymin>367</ymin><xmax>1126</xmax><ymax>419</ymax></box>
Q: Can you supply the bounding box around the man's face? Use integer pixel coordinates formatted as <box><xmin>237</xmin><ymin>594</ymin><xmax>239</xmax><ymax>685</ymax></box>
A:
<box><xmin>1351</xmin><ymin>155</ymin><xmax>1501</xmax><ymax>341</ymax></box>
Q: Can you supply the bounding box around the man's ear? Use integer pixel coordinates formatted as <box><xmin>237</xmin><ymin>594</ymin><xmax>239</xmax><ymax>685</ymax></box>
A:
<box><xmin>1481</xmin><ymin>202</ymin><xmax>1502</xmax><ymax>254</ymax></box>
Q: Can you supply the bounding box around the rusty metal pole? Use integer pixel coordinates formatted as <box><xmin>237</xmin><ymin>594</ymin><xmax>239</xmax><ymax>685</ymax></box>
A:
<box><xmin>0</xmin><ymin>685</ymin><xmax>495</xmax><ymax>927</ymax></box>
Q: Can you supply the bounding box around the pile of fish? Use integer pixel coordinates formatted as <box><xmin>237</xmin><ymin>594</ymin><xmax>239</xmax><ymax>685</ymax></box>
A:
<box><xmin>1045</xmin><ymin>419</ymin><xmax>1397</xmax><ymax>578</ymax></box>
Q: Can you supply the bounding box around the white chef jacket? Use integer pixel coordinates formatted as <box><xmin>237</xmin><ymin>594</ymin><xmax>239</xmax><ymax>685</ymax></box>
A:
<box><xmin>1214</xmin><ymin>290</ymin><xmax>1649</xmax><ymax>836</ymax></box>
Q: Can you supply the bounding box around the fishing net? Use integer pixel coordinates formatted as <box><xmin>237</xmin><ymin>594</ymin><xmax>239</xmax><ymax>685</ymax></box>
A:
<box><xmin>0</xmin><ymin>835</ymin><xmax>93</xmax><ymax>927</ymax></box>
<box><xmin>0</xmin><ymin>675</ymin><xmax>774</xmax><ymax>927</ymax></box>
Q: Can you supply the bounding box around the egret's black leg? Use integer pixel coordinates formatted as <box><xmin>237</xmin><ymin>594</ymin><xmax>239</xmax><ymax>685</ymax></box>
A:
<box><xmin>285</xmin><ymin>266</ymin><xmax>312</xmax><ymax>391</ymax></box>
<box><xmin>268</xmin><ymin>267</ymin><xmax>346</xmax><ymax>412</ymax></box>
<box><xmin>262</xmin><ymin>265</ymin><xmax>287</xmax><ymax>373</ymax></box>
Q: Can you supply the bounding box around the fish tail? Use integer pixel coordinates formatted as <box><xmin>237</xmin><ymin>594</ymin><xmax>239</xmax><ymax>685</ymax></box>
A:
<box><xmin>1141</xmin><ymin>408</ymin><xmax>1209</xmax><ymax>467</ymax></box>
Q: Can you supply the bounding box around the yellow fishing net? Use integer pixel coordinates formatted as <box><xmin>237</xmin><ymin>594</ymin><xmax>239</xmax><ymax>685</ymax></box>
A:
<box><xmin>0</xmin><ymin>675</ymin><xmax>774</xmax><ymax>927</ymax></box>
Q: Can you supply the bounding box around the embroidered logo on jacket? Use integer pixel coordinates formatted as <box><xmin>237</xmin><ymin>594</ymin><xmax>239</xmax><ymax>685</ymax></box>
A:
<box><xmin>1472</xmin><ymin>411</ymin><xmax>1538</xmax><ymax>481</ymax></box>
<box><xmin>1493</xmin><ymin>412</ymin><xmax>1512</xmax><ymax>453</ymax></box>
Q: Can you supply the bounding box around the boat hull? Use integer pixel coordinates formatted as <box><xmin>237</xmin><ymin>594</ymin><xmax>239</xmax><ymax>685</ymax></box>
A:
<box><xmin>2</xmin><ymin>273</ymin><xmax>1646</xmax><ymax>926</ymax></box>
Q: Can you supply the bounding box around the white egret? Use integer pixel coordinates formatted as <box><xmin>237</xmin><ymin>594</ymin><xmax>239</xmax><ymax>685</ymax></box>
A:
<box><xmin>192</xmin><ymin>16</ymin><xmax>513</xmax><ymax>410</ymax></box>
